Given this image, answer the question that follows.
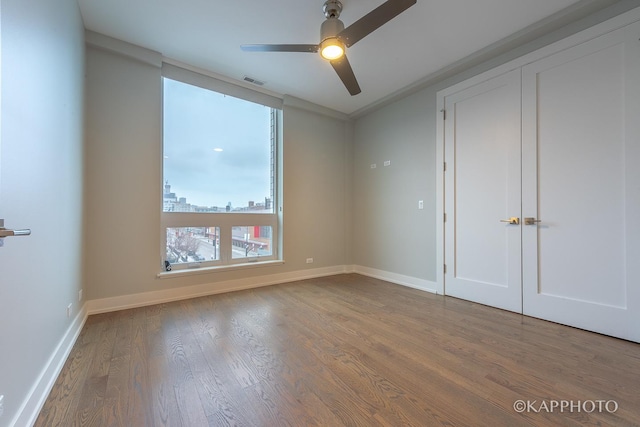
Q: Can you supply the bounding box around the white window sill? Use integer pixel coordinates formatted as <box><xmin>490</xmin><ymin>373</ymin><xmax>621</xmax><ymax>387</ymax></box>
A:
<box><xmin>157</xmin><ymin>259</ymin><xmax>284</xmax><ymax>279</ymax></box>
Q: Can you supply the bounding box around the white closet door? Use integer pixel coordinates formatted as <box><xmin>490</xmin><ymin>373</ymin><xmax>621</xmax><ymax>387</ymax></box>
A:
<box><xmin>444</xmin><ymin>70</ymin><xmax>522</xmax><ymax>313</ymax></box>
<box><xmin>522</xmin><ymin>22</ymin><xmax>640</xmax><ymax>342</ymax></box>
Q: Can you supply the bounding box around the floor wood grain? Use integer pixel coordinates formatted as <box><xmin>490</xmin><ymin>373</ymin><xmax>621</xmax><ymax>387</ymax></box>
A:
<box><xmin>35</xmin><ymin>274</ymin><xmax>640</xmax><ymax>426</ymax></box>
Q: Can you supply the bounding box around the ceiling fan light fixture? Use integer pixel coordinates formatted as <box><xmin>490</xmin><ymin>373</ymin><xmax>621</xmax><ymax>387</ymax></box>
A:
<box><xmin>320</xmin><ymin>37</ymin><xmax>344</xmax><ymax>60</ymax></box>
<box><xmin>319</xmin><ymin>11</ymin><xmax>345</xmax><ymax>60</ymax></box>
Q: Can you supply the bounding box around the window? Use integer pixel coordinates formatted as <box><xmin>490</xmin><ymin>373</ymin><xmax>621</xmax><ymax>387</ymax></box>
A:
<box><xmin>161</xmin><ymin>68</ymin><xmax>282</xmax><ymax>272</ymax></box>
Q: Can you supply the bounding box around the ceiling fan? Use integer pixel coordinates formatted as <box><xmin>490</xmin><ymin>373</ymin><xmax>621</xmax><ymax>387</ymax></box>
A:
<box><xmin>241</xmin><ymin>0</ymin><xmax>417</xmax><ymax>96</ymax></box>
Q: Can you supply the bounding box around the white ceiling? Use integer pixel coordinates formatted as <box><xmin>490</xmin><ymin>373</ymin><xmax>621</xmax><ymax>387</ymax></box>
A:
<box><xmin>77</xmin><ymin>0</ymin><xmax>609</xmax><ymax>116</ymax></box>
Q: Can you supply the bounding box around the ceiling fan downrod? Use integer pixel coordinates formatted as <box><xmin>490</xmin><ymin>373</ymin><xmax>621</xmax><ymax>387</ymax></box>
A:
<box><xmin>323</xmin><ymin>0</ymin><xmax>342</xmax><ymax>18</ymax></box>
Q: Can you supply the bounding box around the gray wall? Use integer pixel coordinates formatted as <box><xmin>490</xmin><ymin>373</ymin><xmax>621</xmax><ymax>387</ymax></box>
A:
<box><xmin>84</xmin><ymin>44</ymin><xmax>353</xmax><ymax>301</ymax></box>
<box><xmin>351</xmin><ymin>1</ymin><xmax>640</xmax><ymax>285</ymax></box>
<box><xmin>2</xmin><ymin>3</ymin><xmax>636</xmax><ymax>423</ymax></box>
<box><xmin>353</xmin><ymin>89</ymin><xmax>438</xmax><ymax>281</ymax></box>
<box><xmin>83</xmin><ymin>2</ymin><xmax>640</xmax><ymax>301</ymax></box>
<box><xmin>0</xmin><ymin>0</ymin><xmax>85</xmax><ymax>425</ymax></box>
<box><xmin>283</xmin><ymin>106</ymin><xmax>353</xmax><ymax>269</ymax></box>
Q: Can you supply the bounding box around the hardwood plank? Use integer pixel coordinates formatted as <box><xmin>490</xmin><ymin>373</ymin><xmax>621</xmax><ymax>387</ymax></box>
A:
<box><xmin>125</xmin><ymin>307</ymin><xmax>154</xmax><ymax>426</ymax></box>
<box><xmin>274</xmin><ymin>282</ymin><xmax>523</xmax><ymax>426</ymax></box>
<box><xmin>102</xmin><ymin>311</ymin><xmax>134</xmax><ymax>427</ymax></box>
<box><xmin>37</xmin><ymin>274</ymin><xmax>640</xmax><ymax>426</ymax></box>
<box><xmin>34</xmin><ymin>343</ymin><xmax>97</xmax><ymax>426</ymax></box>
<box><xmin>73</xmin><ymin>375</ymin><xmax>107</xmax><ymax>427</ymax></box>
<box><xmin>147</xmin><ymin>305</ymin><xmax>186</xmax><ymax>427</ymax></box>
<box><xmin>221</xmin><ymin>292</ymin><xmax>374</xmax><ymax>426</ymax></box>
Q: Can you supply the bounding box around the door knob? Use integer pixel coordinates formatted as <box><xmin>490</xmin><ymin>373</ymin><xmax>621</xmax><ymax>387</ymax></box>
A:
<box><xmin>499</xmin><ymin>217</ymin><xmax>520</xmax><ymax>225</ymax></box>
<box><xmin>524</xmin><ymin>217</ymin><xmax>541</xmax><ymax>225</ymax></box>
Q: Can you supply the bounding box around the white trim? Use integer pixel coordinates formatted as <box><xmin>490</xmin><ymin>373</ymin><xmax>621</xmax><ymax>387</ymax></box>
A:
<box><xmin>351</xmin><ymin>3</ymin><xmax>640</xmax><ymax>119</ymax></box>
<box><xmin>162</xmin><ymin>63</ymin><xmax>283</xmax><ymax>109</ymax></box>
<box><xmin>352</xmin><ymin>265</ymin><xmax>439</xmax><ymax>294</ymax></box>
<box><xmin>435</xmin><ymin>96</ymin><xmax>446</xmax><ymax>296</ymax></box>
<box><xmin>87</xmin><ymin>265</ymin><xmax>350</xmax><ymax>315</ymax></box>
<box><xmin>157</xmin><ymin>259</ymin><xmax>285</xmax><ymax>278</ymax></box>
<box><xmin>162</xmin><ymin>57</ymin><xmax>283</xmax><ymax>103</ymax></box>
<box><xmin>85</xmin><ymin>30</ymin><xmax>162</xmax><ymax>68</ymax></box>
<box><xmin>11</xmin><ymin>306</ymin><xmax>88</xmax><ymax>427</ymax></box>
<box><xmin>283</xmin><ymin>95</ymin><xmax>352</xmax><ymax>122</ymax></box>
<box><xmin>437</xmin><ymin>6</ymin><xmax>640</xmax><ymax>101</ymax></box>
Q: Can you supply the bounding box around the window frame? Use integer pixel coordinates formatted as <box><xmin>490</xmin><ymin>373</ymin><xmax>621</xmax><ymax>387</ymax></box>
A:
<box><xmin>160</xmin><ymin>64</ymin><xmax>283</xmax><ymax>274</ymax></box>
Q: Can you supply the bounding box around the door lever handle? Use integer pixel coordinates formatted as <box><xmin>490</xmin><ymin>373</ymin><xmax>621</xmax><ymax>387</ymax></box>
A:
<box><xmin>0</xmin><ymin>219</ymin><xmax>31</xmax><ymax>238</ymax></box>
<box><xmin>524</xmin><ymin>217</ymin><xmax>541</xmax><ymax>225</ymax></box>
<box><xmin>0</xmin><ymin>228</ymin><xmax>31</xmax><ymax>237</ymax></box>
<box><xmin>499</xmin><ymin>217</ymin><xmax>520</xmax><ymax>225</ymax></box>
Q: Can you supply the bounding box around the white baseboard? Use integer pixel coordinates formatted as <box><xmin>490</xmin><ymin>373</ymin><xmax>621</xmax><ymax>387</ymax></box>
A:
<box><xmin>86</xmin><ymin>265</ymin><xmax>439</xmax><ymax>315</ymax></box>
<box><xmin>11</xmin><ymin>305</ymin><xmax>88</xmax><ymax>427</ymax></box>
<box><xmin>352</xmin><ymin>265</ymin><xmax>441</xmax><ymax>294</ymax></box>
<box><xmin>86</xmin><ymin>265</ymin><xmax>350</xmax><ymax>315</ymax></box>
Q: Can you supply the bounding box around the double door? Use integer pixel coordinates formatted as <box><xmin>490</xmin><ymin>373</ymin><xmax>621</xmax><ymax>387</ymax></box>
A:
<box><xmin>442</xmin><ymin>21</ymin><xmax>640</xmax><ymax>342</ymax></box>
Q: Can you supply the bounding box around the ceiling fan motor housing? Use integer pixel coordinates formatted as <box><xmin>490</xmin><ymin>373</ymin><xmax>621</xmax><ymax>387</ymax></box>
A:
<box><xmin>320</xmin><ymin>16</ymin><xmax>345</xmax><ymax>41</ymax></box>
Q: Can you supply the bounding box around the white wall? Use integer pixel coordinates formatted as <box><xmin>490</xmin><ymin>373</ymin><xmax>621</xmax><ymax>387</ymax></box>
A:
<box><xmin>84</xmin><ymin>40</ymin><xmax>353</xmax><ymax>303</ymax></box>
<box><xmin>0</xmin><ymin>0</ymin><xmax>85</xmax><ymax>425</ymax></box>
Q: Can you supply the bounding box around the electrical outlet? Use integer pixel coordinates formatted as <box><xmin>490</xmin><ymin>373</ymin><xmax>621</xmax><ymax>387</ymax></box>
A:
<box><xmin>66</xmin><ymin>303</ymin><xmax>72</xmax><ymax>318</ymax></box>
<box><xmin>78</xmin><ymin>289</ymin><xmax>83</xmax><ymax>302</ymax></box>
<box><xmin>418</xmin><ymin>200</ymin><xmax>424</xmax><ymax>210</ymax></box>
<box><xmin>0</xmin><ymin>394</ymin><xmax>4</xmax><ymax>417</ymax></box>
<box><xmin>306</xmin><ymin>258</ymin><xmax>314</xmax><ymax>264</ymax></box>
<box><xmin>384</xmin><ymin>160</ymin><xmax>391</xmax><ymax>166</ymax></box>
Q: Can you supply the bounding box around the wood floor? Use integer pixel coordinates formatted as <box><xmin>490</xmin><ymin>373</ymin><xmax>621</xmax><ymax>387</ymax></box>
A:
<box><xmin>36</xmin><ymin>274</ymin><xmax>640</xmax><ymax>426</ymax></box>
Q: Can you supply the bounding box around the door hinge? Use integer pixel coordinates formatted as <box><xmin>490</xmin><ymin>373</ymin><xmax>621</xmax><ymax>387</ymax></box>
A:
<box><xmin>441</xmin><ymin>109</ymin><xmax>446</xmax><ymax>120</ymax></box>
<box><xmin>444</xmin><ymin>264</ymin><xmax>447</xmax><ymax>274</ymax></box>
<box><xmin>443</xmin><ymin>212</ymin><xmax>447</xmax><ymax>222</ymax></box>
<box><xmin>443</xmin><ymin>161</ymin><xmax>447</xmax><ymax>172</ymax></box>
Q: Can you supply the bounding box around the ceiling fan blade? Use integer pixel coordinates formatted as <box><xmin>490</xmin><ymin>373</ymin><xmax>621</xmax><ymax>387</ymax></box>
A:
<box><xmin>337</xmin><ymin>0</ymin><xmax>416</xmax><ymax>47</ymax></box>
<box><xmin>330</xmin><ymin>55</ymin><xmax>361</xmax><ymax>96</ymax></box>
<box><xmin>241</xmin><ymin>44</ymin><xmax>319</xmax><ymax>53</ymax></box>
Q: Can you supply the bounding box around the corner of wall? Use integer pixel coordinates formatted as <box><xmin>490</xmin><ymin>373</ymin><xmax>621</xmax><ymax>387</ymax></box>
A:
<box><xmin>352</xmin><ymin>265</ymin><xmax>440</xmax><ymax>294</ymax></box>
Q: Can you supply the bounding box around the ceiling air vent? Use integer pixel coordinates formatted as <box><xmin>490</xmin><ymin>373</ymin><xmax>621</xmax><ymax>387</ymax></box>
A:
<box><xmin>243</xmin><ymin>75</ymin><xmax>265</xmax><ymax>86</ymax></box>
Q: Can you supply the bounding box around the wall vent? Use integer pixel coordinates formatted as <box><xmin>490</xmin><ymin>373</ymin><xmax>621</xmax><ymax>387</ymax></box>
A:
<box><xmin>243</xmin><ymin>75</ymin><xmax>265</xmax><ymax>86</ymax></box>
